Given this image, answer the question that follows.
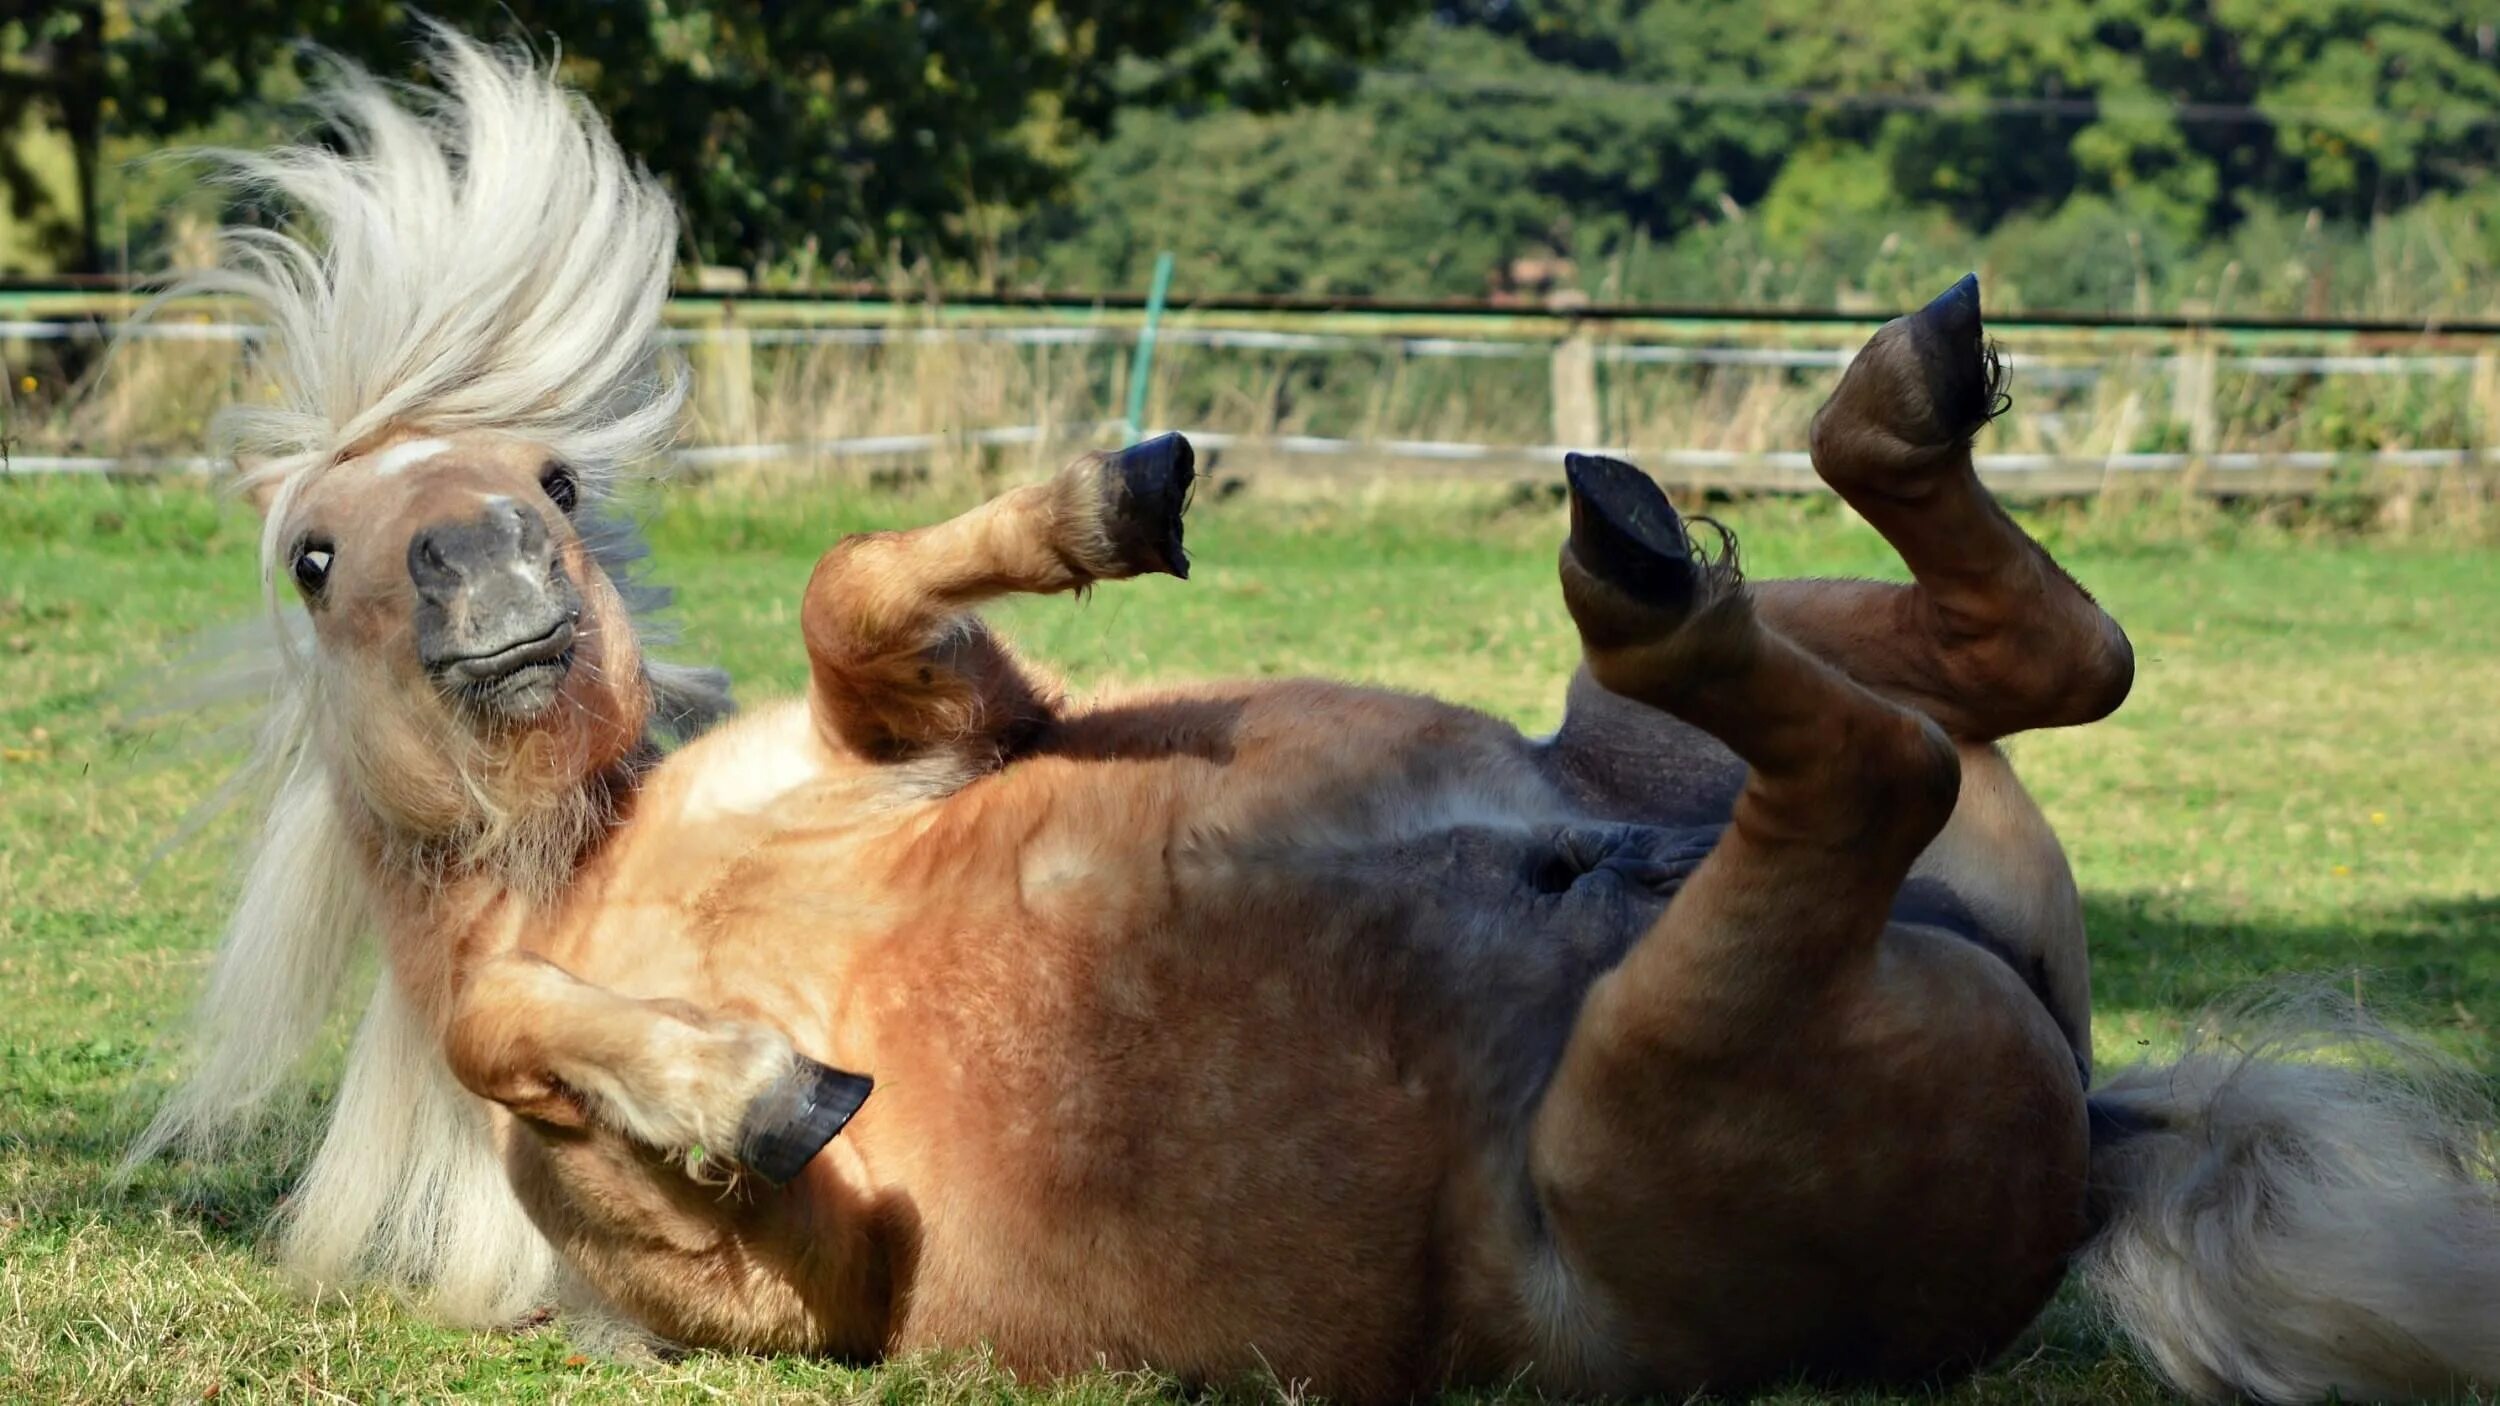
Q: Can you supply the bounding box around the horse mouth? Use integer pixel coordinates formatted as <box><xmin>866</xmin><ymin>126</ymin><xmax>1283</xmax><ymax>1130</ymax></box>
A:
<box><xmin>434</xmin><ymin>619</ymin><xmax>578</xmax><ymax>711</ymax></box>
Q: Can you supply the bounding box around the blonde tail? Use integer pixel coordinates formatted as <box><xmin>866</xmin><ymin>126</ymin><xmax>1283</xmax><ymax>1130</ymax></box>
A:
<box><xmin>2080</xmin><ymin>998</ymin><xmax>2500</xmax><ymax>1403</ymax></box>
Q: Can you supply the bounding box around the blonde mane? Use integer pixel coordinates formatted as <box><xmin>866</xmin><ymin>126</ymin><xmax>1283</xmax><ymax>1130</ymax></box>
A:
<box><xmin>128</xmin><ymin>29</ymin><xmax>726</xmax><ymax>1324</ymax></box>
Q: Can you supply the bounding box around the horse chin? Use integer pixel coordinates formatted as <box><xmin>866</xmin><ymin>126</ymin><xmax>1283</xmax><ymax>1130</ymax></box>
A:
<box><xmin>447</xmin><ymin>654</ymin><xmax>576</xmax><ymax>726</ymax></box>
<box><xmin>424</xmin><ymin>613</ymin><xmax>582</xmax><ymax>727</ymax></box>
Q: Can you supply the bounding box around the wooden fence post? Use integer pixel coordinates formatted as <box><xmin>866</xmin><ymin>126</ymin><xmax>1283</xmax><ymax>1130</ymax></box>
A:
<box><xmin>696</xmin><ymin>302</ymin><xmax>756</xmax><ymax>450</ymax></box>
<box><xmin>1551</xmin><ymin>322</ymin><xmax>1600</xmax><ymax>449</ymax></box>
<box><xmin>2474</xmin><ymin>347</ymin><xmax>2499</xmax><ymax>459</ymax></box>
<box><xmin>2170</xmin><ymin>334</ymin><xmax>2218</xmax><ymax>492</ymax></box>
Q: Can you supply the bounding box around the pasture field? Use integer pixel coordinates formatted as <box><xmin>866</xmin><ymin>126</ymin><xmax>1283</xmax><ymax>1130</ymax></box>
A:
<box><xmin>3</xmin><ymin>471</ymin><xmax>2497</xmax><ymax>1404</ymax></box>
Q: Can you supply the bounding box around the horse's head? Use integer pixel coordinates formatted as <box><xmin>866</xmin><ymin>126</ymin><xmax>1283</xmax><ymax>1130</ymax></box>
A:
<box><xmin>129</xmin><ymin>33</ymin><xmax>736</xmax><ymax>1313</ymax></box>
<box><xmin>258</xmin><ymin>428</ymin><xmax>659</xmax><ymax>841</ymax></box>
<box><xmin>283</xmin><ymin>432</ymin><xmax>611</xmax><ymax>720</ymax></box>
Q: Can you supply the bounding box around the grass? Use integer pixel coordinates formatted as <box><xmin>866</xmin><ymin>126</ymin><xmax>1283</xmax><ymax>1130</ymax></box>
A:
<box><xmin>3</xmin><ymin>471</ymin><xmax>2498</xmax><ymax>1403</ymax></box>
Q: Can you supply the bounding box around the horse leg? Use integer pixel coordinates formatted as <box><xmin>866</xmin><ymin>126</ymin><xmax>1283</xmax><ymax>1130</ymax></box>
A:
<box><xmin>1547</xmin><ymin>278</ymin><xmax>2123</xmax><ymax>1074</ymax></box>
<box><xmin>1747</xmin><ymin>274</ymin><xmax>2133</xmax><ymax>743</ymax></box>
<box><xmin>1553</xmin><ymin>277</ymin><xmax>2129</xmax><ymax>773</ymax></box>
<box><xmin>1545</xmin><ymin>278</ymin><xmax>2130</xmax><ymax>809</ymax></box>
<box><xmin>1766</xmin><ymin>279</ymin><xmax>2123</xmax><ymax>1070</ymax></box>
<box><xmin>1521</xmin><ymin>456</ymin><xmax>2085</xmax><ymax>1391</ymax></box>
<box><xmin>444</xmin><ymin>951</ymin><xmax>869</xmax><ymax>1184</ymax></box>
<box><xmin>801</xmin><ymin>434</ymin><xmax>1193</xmax><ymax>766</ymax></box>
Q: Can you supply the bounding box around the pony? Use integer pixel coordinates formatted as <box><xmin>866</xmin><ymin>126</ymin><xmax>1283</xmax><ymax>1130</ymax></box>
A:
<box><xmin>133</xmin><ymin>32</ymin><xmax>2500</xmax><ymax>1404</ymax></box>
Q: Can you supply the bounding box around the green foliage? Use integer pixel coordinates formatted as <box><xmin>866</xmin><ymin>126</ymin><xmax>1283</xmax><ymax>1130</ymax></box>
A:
<box><xmin>7</xmin><ymin>0</ymin><xmax>2499</xmax><ymax>312</ymax></box>
<box><xmin>1034</xmin><ymin>0</ymin><xmax>2500</xmax><ymax>313</ymax></box>
<box><xmin>0</xmin><ymin>1</ymin><xmax>1423</xmax><ymax>275</ymax></box>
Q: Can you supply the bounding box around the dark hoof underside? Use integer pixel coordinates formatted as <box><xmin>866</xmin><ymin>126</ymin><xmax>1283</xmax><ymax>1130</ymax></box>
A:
<box><xmin>735</xmin><ymin>1056</ymin><xmax>874</xmax><ymax>1185</ymax></box>
<box><xmin>1096</xmin><ymin>432</ymin><xmax>1197</xmax><ymax>579</ymax></box>
<box><xmin>1904</xmin><ymin>273</ymin><xmax>2005</xmax><ymax>438</ymax></box>
<box><xmin>1563</xmin><ymin>452</ymin><xmax>1698</xmax><ymax>609</ymax></box>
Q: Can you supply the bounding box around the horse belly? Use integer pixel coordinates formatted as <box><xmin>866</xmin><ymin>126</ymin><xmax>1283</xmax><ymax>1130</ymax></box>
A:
<box><xmin>846</xmin><ymin>804</ymin><xmax>1729</xmax><ymax>1393</ymax></box>
<box><xmin>855</xmin><ymin>900</ymin><xmax>1453</xmax><ymax>1397</ymax></box>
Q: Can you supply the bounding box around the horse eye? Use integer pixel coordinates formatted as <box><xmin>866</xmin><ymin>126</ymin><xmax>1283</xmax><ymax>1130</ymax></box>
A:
<box><xmin>291</xmin><ymin>540</ymin><xmax>334</xmax><ymax>597</ymax></box>
<box><xmin>539</xmin><ymin>461</ymin><xmax>579</xmax><ymax>513</ymax></box>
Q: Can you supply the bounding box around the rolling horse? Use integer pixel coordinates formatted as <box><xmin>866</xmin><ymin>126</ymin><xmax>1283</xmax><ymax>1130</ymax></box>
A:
<box><xmin>133</xmin><ymin>32</ymin><xmax>2500</xmax><ymax>1404</ymax></box>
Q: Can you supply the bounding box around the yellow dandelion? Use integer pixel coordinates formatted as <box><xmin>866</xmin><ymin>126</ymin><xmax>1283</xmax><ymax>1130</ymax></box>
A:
<box><xmin>2331</xmin><ymin>864</ymin><xmax>2352</xmax><ymax>877</ymax></box>
<box><xmin>2369</xmin><ymin>811</ymin><xmax>2388</xmax><ymax>825</ymax></box>
<box><xmin>16</xmin><ymin>374</ymin><xmax>33</xmax><ymax>393</ymax></box>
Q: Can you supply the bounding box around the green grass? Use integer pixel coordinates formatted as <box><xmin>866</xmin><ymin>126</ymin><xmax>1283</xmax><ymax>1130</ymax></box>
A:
<box><xmin>4</xmin><ymin>474</ymin><xmax>2497</xmax><ymax>1403</ymax></box>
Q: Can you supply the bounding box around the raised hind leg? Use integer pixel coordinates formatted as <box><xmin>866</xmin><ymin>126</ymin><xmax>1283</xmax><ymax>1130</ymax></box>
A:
<box><xmin>1754</xmin><ymin>274</ymin><xmax>2133</xmax><ymax>743</ymax></box>
<box><xmin>1521</xmin><ymin>458</ymin><xmax>2087</xmax><ymax>1394</ymax></box>
<box><xmin>1557</xmin><ymin>278</ymin><xmax>2131</xmax><ymax>753</ymax></box>
<box><xmin>1762</xmin><ymin>282</ymin><xmax>2122</xmax><ymax>1068</ymax></box>
<box><xmin>1545</xmin><ymin>278</ymin><xmax>2121</xmax><ymax>1074</ymax></box>
<box><xmin>801</xmin><ymin>434</ymin><xmax>1194</xmax><ymax>768</ymax></box>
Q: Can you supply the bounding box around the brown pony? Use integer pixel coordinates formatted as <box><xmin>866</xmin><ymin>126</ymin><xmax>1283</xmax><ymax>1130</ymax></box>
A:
<box><xmin>137</xmin><ymin>34</ymin><xmax>2500</xmax><ymax>1405</ymax></box>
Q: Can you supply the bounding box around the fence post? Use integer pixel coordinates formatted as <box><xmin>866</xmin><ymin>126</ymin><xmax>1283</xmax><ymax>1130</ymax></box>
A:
<box><xmin>1551</xmin><ymin>320</ymin><xmax>1600</xmax><ymax>449</ymax></box>
<box><xmin>2474</xmin><ymin>347</ymin><xmax>2499</xmax><ymax>461</ymax></box>
<box><xmin>2171</xmin><ymin>333</ymin><xmax>2218</xmax><ymax>491</ymax></box>
<box><xmin>1123</xmin><ymin>251</ymin><xmax>1175</xmax><ymax>442</ymax></box>
<box><xmin>697</xmin><ymin>302</ymin><xmax>755</xmax><ymax>450</ymax></box>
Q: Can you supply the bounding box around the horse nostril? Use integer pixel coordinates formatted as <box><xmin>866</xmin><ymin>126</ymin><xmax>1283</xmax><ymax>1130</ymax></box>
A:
<box><xmin>407</xmin><ymin>527</ymin><xmax>464</xmax><ymax>596</ymax></box>
<box><xmin>408</xmin><ymin>502</ymin><xmax>559</xmax><ymax>604</ymax></box>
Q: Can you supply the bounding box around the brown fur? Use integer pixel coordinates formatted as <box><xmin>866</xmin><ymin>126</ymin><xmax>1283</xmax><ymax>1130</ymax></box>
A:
<box><xmin>250</xmin><ymin>315</ymin><xmax>2132</xmax><ymax>1399</ymax></box>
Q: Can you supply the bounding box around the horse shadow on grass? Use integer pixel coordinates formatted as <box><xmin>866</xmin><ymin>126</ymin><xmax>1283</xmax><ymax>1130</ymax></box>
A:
<box><xmin>2082</xmin><ymin>890</ymin><xmax>2500</xmax><ymax>1066</ymax></box>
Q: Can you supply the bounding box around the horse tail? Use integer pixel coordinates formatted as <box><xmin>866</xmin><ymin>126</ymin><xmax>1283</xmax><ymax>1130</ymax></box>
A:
<box><xmin>2075</xmin><ymin>994</ymin><xmax>2500</xmax><ymax>1403</ymax></box>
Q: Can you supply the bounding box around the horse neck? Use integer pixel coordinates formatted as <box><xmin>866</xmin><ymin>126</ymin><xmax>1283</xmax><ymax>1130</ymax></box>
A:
<box><xmin>346</xmin><ymin>745</ymin><xmax>652</xmax><ymax>1033</ymax></box>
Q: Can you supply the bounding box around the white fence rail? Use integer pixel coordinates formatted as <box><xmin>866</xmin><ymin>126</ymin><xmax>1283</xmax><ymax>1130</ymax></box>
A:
<box><xmin>9</xmin><ymin>308</ymin><xmax>2498</xmax><ymax>493</ymax></box>
<box><xmin>4</xmin><ymin>313</ymin><xmax>2490</xmax><ymax>380</ymax></box>
<box><xmin>11</xmin><ymin>430</ymin><xmax>2496</xmax><ymax>492</ymax></box>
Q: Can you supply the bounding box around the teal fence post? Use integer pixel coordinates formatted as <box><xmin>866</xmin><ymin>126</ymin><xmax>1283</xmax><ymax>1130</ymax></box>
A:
<box><xmin>1123</xmin><ymin>251</ymin><xmax>1175</xmax><ymax>442</ymax></box>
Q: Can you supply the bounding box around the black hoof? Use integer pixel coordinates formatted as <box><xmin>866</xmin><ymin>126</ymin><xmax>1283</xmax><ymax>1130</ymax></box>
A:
<box><xmin>734</xmin><ymin>1056</ymin><xmax>873</xmax><ymax>1186</ymax></box>
<box><xmin>1904</xmin><ymin>273</ymin><xmax>2003</xmax><ymax>436</ymax></box>
<box><xmin>1915</xmin><ymin>272</ymin><xmax>1982</xmax><ymax>344</ymax></box>
<box><xmin>1095</xmin><ymin>432</ymin><xmax>1196</xmax><ymax>579</ymax></box>
<box><xmin>1563</xmin><ymin>453</ymin><xmax>1697</xmax><ymax>610</ymax></box>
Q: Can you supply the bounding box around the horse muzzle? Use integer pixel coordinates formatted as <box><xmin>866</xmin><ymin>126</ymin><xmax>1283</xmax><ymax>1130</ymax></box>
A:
<box><xmin>409</xmin><ymin>498</ymin><xmax>583</xmax><ymax>719</ymax></box>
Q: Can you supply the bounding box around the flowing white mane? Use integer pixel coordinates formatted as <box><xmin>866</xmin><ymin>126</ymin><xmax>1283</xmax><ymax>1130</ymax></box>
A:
<box><xmin>202</xmin><ymin>28</ymin><xmax>684</xmax><ymax>528</ymax></box>
<box><xmin>128</xmin><ymin>29</ymin><xmax>723</xmax><ymax>1325</ymax></box>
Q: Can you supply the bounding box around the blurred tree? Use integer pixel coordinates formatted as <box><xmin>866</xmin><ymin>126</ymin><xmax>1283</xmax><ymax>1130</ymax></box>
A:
<box><xmin>7</xmin><ymin>0</ymin><xmax>2496</xmax><ymax>310</ymax></box>
<box><xmin>496</xmin><ymin>0</ymin><xmax>1425</xmax><ymax>275</ymax></box>
<box><xmin>2</xmin><ymin>3</ymin><xmax>409</xmax><ymax>274</ymax></box>
<box><xmin>0</xmin><ymin>0</ymin><xmax>1424</xmax><ymax>275</ymax></box>
<box><xmin>1035</xmin><ymin>0</ymin><xmax>2500</xmax><ymax>305</ymax></box>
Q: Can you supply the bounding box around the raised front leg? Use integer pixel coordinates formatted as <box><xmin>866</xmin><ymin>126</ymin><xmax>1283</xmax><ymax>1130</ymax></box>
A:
<box><xmin>801</xmin><ymin>434</ymin><xmax>1194</xmax><ymax>767</ymax></box>
<box><xmin>445</xmin><ymin>952</ymin><xmax>871</xmax><ymax>1184</ymax></box>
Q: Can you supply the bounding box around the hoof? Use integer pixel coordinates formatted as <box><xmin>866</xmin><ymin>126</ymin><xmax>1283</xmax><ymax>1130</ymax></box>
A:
<box><xmin>1915</xmin><ymin>271</ymin><xmax>1982</xmax><ymax>345</ymax></box>
<box><xmin>1092</xmin><ymin>432</ymin><xmax>1196</xmax><ymax>579</ymax></box>
<box><xmin>1810</xmin><ymin>274</ymin><xmax>2006</xmax><ymax>488</ymax></box>
<box><xmin>1901</xmin><ymin>273</ymin><xmax>2005</xmax><ymax>441</ymax></box>
<box><xmin>734</xmin><ymin>1056</ymin><xmax>872</xmax><ymax>1185</ymax></box>
<box><xmin>1563</xmin><ymin>453</ymin><xmax>1699</xmax><ymax>611</ymax></box>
